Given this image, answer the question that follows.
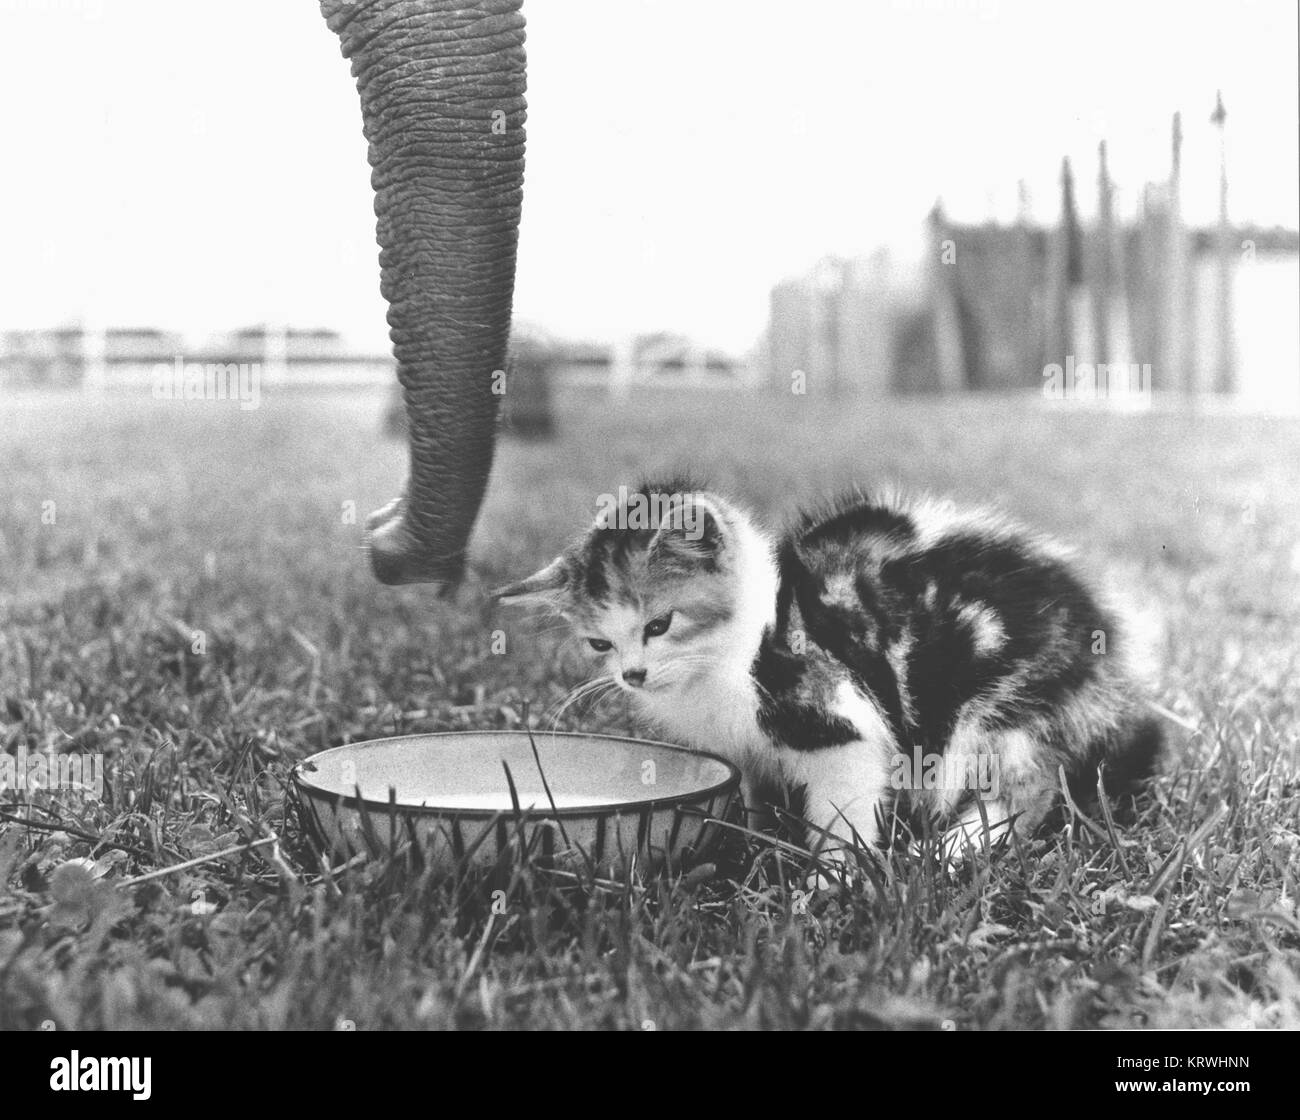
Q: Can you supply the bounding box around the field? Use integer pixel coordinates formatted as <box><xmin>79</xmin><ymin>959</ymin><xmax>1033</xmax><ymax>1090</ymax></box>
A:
<box><xmin>1</xmin><ymin>386</ymin><xmax>1298</xmax><ymax>1030</ymax></box>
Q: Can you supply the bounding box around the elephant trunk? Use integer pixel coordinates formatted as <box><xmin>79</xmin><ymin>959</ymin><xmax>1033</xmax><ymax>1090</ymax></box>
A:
<box><xmin>322</xmin><ymin>0</ymin><xmax>526</xmax><ymax>586</ymax></box>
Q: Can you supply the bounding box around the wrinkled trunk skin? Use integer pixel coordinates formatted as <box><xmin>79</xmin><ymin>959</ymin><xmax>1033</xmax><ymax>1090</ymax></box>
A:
<box><xmin>321</xmin><ymin>0</ymin><xmax>526</xmax><ymax>586</ymax></box>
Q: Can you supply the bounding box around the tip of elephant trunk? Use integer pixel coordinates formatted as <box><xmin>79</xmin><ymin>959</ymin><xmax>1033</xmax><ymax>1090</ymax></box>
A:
<box><xmin>366</xmin><ymin>496</ymin><xmax>466</xmax><ymax>592</ymax></box>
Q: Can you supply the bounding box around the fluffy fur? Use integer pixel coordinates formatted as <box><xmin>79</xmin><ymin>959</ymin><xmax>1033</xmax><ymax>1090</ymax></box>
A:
<box><xmin>494</xmin><ymin>480</ymin><xmax>1162</xmax><ymax>871</ymax></box>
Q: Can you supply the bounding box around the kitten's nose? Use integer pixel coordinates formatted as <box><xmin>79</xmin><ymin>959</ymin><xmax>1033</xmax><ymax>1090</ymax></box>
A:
<box><xmin>622</xmin><ymin>668</ymin><xmax>647</xmax><ymax>687</ymax></box>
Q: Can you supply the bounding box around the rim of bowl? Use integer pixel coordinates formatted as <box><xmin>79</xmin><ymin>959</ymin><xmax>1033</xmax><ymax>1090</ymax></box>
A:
<box><xmin>291</xmin><ymin>729</ymin><xmax>741</xmax><ymax>820</ymax></box>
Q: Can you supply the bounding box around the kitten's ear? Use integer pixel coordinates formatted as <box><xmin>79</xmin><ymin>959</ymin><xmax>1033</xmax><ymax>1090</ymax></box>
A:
<box><xmin>649</xmin><ymin>494</ymin><xmax>725</xmax><ymax>573</ymax></box>
<box><xmin>491</xmin><ymin>556</ymin><xmax>569</xmax><ymax>603</ymax></box>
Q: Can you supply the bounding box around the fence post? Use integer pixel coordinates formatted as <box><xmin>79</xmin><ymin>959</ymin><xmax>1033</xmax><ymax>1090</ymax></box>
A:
<box><xmin>1163</xmin><ymin>111</ymin><xmax>1193</xmax><ymax>396</ymax></box>
<box><xmin>1211</xmin><ymin>91</ymin><xmax>1236</xmax><ymax>395</ymax></box>
<box><xmin>81</xmin><ymin>317</ymin><xmax>107</xmax><ymax>395</ymax></box>
<box><xmin>1089</xmin><ymin>140</ymin><xmax>1137</xmax><ymax>402</ymax></box>
<box><xmin>609</xmin><ymin>334</ymin><xmax>636</xmax><ymax>401</ymax></box>
<box><xmin>1090</xmin><ymin>141</ymin><xmax>1114</xmax><ymax>371</ymax></box>
<box><xmin>263</xmin><ymin>321</ymin><xmax>289</xmax><ymax>387</ymax></box>
<box><xmin>1045</xmin><ymin>158</ymin><xmax>1081</xmax><ymax>377</ymax></box>
<box><xmin>1012</xmin><ymin>180</ymin><xmax>1042</xmax><ymax>387</ymax></box>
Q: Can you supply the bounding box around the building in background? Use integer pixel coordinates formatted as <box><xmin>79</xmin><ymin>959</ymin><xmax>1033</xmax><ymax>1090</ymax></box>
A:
<box><xmin>766</xmin><ymin>100</ymin><xmax>1299</xmax><ymax>408</ymax></box>
<box><xmin>765</xmin><ymin>250</ymin><xmax>921</xmax><ymax>396</ymax></box>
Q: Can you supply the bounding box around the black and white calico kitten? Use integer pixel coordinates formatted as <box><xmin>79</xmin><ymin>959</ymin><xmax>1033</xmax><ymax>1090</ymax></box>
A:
<box><xmin>494</xmin><ymin>480</ymin><xmax>1162</xmax><ymax>870</ymax></box>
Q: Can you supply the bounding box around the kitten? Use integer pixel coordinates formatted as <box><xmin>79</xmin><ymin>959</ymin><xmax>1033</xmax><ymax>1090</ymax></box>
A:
<box><xmin>494</xmin><ymin>480</ymin><xmax>1162</xmax><ymax>872</ymax></box>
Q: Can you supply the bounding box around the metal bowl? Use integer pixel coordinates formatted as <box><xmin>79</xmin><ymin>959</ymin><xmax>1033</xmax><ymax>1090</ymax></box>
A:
<box><xmin>291</xmin><ymin>730</ymin><xmax>739</xmax><ymax>874</ymax></box>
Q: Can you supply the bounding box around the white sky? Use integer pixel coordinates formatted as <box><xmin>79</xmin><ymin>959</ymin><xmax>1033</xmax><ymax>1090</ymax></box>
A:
<box><xmin>1</xmin><ymin>0</ymin><xmax>1296</xmax><ymax>352</ymax></box>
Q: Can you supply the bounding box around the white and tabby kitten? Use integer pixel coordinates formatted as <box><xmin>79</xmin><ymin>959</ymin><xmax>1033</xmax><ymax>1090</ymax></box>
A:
<box><xmin>494</xmin><ymin>480</ymin><xmax>1162</xmax><ymax>870</ymax></box>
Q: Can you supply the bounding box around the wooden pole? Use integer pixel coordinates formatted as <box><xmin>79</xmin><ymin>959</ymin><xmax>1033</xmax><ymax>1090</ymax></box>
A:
<box><xmin>1163</xmin><ymin>111</ymin><xmax>1192</xmax><ymax>396</ymax></box>
<box><xmin>1012</xmin><ymin>180</ymin><xmax>1041</xmax><ymax>387</ymax></box>
<box><xmin>1211</xmin><ymin>91</ymin><xmax>1235</xmax><ymax>394</ymax></box>
<box><xmin>1045</xmin><ymin>158</ymin><xmax>1079</xmax><ymax>374</ymax></box>
<box><xmin>1090</xmin><ymin>141</ymin><xmax>1114</xmax><ymax>370</ymax></box>
<box><xmin>1135</xmin><ymin>182</ymin><xmax>1165</xmax><ymax>390</ymax></box>
<box><xmin>1090</xmin><ymin>140</ymin><xmax>1137</xmax><ymax>401</ymax></box>
<box><xmin>609</xmin><ymin>334</ymin><xmax>635</xmax><ymax>401</ymax></box>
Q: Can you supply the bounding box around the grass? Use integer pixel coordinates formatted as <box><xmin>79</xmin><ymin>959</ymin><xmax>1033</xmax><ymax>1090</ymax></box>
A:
<box><xmin>1</xmin><ymin>385</ymin><xmax>1298</xmax><ymax>1030</ymax></box>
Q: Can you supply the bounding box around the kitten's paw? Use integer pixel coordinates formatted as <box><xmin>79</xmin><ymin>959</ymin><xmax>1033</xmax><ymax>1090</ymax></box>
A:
<box><xmin>805</xmin><ymin>845</ymin><xmax>848</xmax><ymax>892</ymax></box>
<box><xmin>907</xmin><ymin>837</ymin><xmax>969</xmax><ymax>870</ymax></box>
<box><xmin>804</xmin><ymin>869</ymin><xmax>839</xmax><ymax>893</ymax></box>
<box><xmin>804</xmin><ymin>850</ymin><xmax>878</xmax><ymax>897</ymax></box>
<box><xmin>910</xmin><ymin>803</ymin><xmax>1013</xmax><ymax>869</ymax></box>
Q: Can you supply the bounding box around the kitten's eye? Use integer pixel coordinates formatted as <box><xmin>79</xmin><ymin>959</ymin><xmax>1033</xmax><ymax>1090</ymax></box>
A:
<box><xmin>643</xmin><ymin>613</ymin><xmax>673</xmax><ymax>639</ymax></box>
<box><xmin>587</xmin><ymin>638</ymin><xmax>613</xmax><ymax>652</ymax></box>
